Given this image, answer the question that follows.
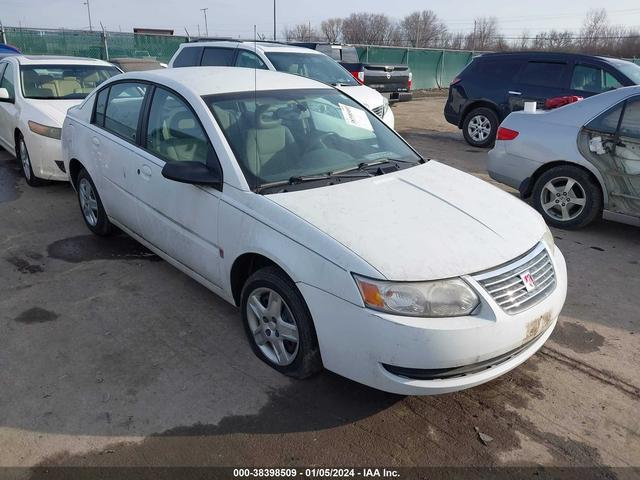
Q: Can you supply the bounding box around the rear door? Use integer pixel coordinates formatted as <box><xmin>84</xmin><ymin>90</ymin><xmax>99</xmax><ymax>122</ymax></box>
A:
<box><xmin>200</xmin><ymin>47</ymin><xmax>237</xmax><ymax>67</ymax></box>
<box><xmin>510</xmin><ymin>60</ymin><xmax>571</xmax><ymax>111</ymax></box>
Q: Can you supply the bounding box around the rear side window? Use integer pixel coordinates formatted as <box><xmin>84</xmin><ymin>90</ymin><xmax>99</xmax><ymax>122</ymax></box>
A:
<box><xmin>469</xmin><ymin>58</ymin><xmax>522</xmax><ymax>81</ymax></box>
<box><xmin>93</xmin><ymin>87</ymin><xmax>110</xmax><ymax>127</ymax></box>
<box><xmin>103</xmin><ymin>82</ymin><xmax>148</xmax><ymax>142</ymax></box>
<box><xmin>517</xmin><ymin>62</ymin><xmax>566</xmax><ymax>88</ymax></box>
<box><xmin>620</xmin><ymin>98</ymin><xmax>640</xmax><ymax>139</ymax></box>
<box><xmin>172</xmin><ymin>46</ymin><xmax>203</xmax><ymax>67</ymax></box>
<box><xmin>585</xmin><ymin>102</ymin><xmax>623</xmax><ymax>134</ymax></box>
<box><xmin>340</xmin><ymin>47</ymin><xmax>359</xmax><ymax>63</ymax></box>
<box><xmin>201</xmin><ymin>47</ymin><xmax>235</xmax><ymax>66</ymax></box>
<box><xmin>570</xmin><ymin>65</ymin><xmax>622</xmax><ymax>93</ymax></box>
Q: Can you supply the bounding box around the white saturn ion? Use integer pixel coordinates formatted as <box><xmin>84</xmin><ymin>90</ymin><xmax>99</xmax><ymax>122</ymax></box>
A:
<box><xmin>0</xmin><ymin>55</ymin><xmax>120</xmax><ymax>186</ymax></box>
<box><xmin>62</xmin><ymin>67</ymin><xmax>567</xmax><ymax>395</ymax></box>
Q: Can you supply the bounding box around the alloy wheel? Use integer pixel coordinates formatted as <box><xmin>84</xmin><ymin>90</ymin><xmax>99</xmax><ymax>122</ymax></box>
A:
<box><xmin>19</xmin><ymin>140</ymin><xmax>32</xmax><ymax>181</ymax></box>
<box><xmin>246</xmin><ymin>287</ymin><xmax>299</xmax><ymax>366</ymax></box>
<box><xmin>467</xmin><ymin>114</ymin><xmax>492</xmax><ymax>142</ymax></box>
<box><xmin>540</xmin><ymin>176</ymin><xmax>587</xmax><ymax>222</ymax></box>
<box><xmin>78</xmin><ymin>178</ymin><xmax>99</xmax><ymax>227</ymax></box>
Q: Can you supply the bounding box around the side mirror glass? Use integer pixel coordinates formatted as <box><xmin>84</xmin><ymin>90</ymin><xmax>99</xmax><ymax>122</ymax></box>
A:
<box><xmin>161</xmin><ymin>161</ymin><xmax>222</xmax><ymax>189</ymax></box>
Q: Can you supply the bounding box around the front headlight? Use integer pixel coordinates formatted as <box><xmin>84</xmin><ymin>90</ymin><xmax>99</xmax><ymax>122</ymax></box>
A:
<box><xmin>382</xmin><ymin>96</ymin><xmax>390</xmax><ymax>116</ymax></box>
<box><xmin>542</xmin><ymin>226</ymin><xmax>555</xmax><ymax>254</ymax></box>
<box><xmin>353</xmin><ymin>274</ymin><xmax>480</xmax><ymax>318</ymax></box>
<box><xmin>28</xmin><ymin>121</ymin><xmax>62</xmax><ymax>140</ymax></box>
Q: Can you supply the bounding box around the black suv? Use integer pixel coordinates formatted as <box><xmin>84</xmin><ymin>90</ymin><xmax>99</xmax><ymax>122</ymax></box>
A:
<box><xmin>445</xmin><ymin>52</ymin><xmax>640</xmax><ymax>147</ymax></box>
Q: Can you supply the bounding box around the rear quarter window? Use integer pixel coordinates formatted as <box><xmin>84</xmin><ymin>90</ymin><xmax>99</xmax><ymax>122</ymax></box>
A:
<box><xmin>173</xmin><ymin>46</ymin><xmax>203</xmax><ymax>67</ymax></box>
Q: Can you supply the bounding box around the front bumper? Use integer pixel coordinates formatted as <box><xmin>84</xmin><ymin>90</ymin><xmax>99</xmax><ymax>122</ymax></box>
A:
<box><xmin>299</xmin><ymin>246</ymin><xmax>567</xmax><ymax>395</ymax></box>
<box><xmin>24</xmin><ymin>132</ymin><xmax>69</xmax><ymax>182</ymax></box>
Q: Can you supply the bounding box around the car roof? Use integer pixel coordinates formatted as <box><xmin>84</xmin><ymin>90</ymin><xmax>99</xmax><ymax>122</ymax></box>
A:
<box><xmin>477</xmin><ymin>51</ymin><xmax>629</xmax><ymax>65</ymax></box>
<box><xmin>11</xmin><ymin>55</ymin><xmax>115</xmax><ymax>67</ymax></box>
<box><xmin>114</xmin><ymin>66</ymin><xmax>333</xmax><ymax>96</ymax></box>
<box><xmin>180</xmin><ymin>40</ymin><xmax>323</xmax><ymax>55</ymax></box>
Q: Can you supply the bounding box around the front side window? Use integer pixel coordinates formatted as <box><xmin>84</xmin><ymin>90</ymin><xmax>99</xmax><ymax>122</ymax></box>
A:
<box><xmin>265</xmin><ymin>52</ymin><xmax>359</xmax><ymax>86</ymax></box>
<box><xmin>103</xmin><ymin>82</ymin><xmax>147</xmax><ymax>141</ymax></box>
<box><xmin>571</xmin><ymin>65</ymin><xmax>622</xmax><ymax>93</ymax></box>
<box><xmin>145</xmin><ymin>87</ymin><xmax>213</xmax><ymax>164</ymax></box>
<box><xmin>93</xmin><ymin>87</ymin><xmax>110</xmax><ymax>127</ymax></box>
<box><xmin>20</xmin><ymin>65</ymin><xmax>120</xmax><ymax>99</ymax></box>
<box><xmin>517</xmin><ymin>61</ymin><xmax>566</xmax><ymax>88</ymax></box>
<box><xmin>0</xmin><ymin>62</ymin><xmax>16</xmax><ymax>100</ymax></box>
<box><xmin>204</xmin><ymin>88</ymin><xmax>420</xmax><ymax>189</ymax></box>
<box><xmin>235</xmin><ymin>50</ymin><xmax>268</xmax><ymax>70</ymax></box>
<box><xmin>201</xmin><ymin>47</ymin><xmax>235</xmax><ymax>67</ymax></box>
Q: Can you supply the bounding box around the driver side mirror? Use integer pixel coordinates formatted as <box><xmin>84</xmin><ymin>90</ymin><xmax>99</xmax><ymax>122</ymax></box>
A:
<box><xmin>161</xmin><ymin>161</ymin><xmax>222</xmax><ymax>189</ymax></box>
<box><xmin>0</xmin><ymin>88</ymin><xmax>13</xmax><ymax>103</ymax></box>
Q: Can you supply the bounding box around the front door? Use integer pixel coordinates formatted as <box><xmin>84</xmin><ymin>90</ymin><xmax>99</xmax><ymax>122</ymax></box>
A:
<box><xmin>578</xmin><ymin>96</ymin><xmax>640</xmax><ymax>217</ymax></box>
<box><xmin>132</xmin><ymin>86</ymin><xmax>223</xmax><ymax>286</ymax></box>
<box><xmin>0</xmin><ymin>62</ymin><xmax>17</xmax><ymax>150</ymax></box>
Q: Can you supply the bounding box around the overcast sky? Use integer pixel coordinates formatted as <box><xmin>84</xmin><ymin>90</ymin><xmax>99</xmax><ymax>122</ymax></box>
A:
<box><xmin>2</xmin><ymin>0</ymin><xmax>640</xmax><ymax>38</ymax></box>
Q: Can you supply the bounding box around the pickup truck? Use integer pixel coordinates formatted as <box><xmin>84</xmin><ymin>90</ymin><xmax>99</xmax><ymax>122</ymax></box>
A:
<box><xmin>292</xmin><ymin>43</ymin><xmax>412</xmax><ymax>102</ymax></box>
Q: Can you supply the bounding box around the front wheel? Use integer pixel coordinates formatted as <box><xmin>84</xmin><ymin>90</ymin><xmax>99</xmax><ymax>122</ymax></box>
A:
<box><xmin>531</xmin><ymin>165</ymin><xmax>602</xmax><ymax>230</ymax></box>
<box><xmin>17</xmin><ymin>134</ymin><xmax>46</xmax><ymax>187</ymax></box>
<box><xmin>76</xmin><ymin>168</ymin><xmax>112</xmax><ymax>236</ymax></box>
<box><xmin>462</xmin><ymin>107</ymin><xmax>499</xmax><ymax>148</ymax></box>
<box><xmin>241</xmin><ymin>266</ymin><xmax>322</xmax><ymax>379</ymax></box>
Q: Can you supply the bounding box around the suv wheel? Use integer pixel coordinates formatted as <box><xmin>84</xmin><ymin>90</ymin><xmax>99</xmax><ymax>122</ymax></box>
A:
<box><xmin>241</xmin><ymin>266</ymin><xmax>322</xmax><ymax>379</ymax></box>
<box><xmin>532</xmin><ymin>165</ymin><xmax>602</xmax><ymax>230</ymax></box>
<box><xmin>462</xmin><ymin>107</ymin><xmax>499</xmax><ymax>148</ymax></box>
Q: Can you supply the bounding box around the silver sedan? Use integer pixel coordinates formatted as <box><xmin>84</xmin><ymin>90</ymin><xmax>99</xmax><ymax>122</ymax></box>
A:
<box><xmin>488</xmin><ymin>86</ymin><xmax>640</xmax><ymax>229</ymax></box>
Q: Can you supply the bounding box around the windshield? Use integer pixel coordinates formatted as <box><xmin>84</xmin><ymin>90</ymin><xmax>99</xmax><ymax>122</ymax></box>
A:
<box><xmin>612</xmin><ymin>60</ymin><xmax>640</xmax><ymax>85</ymax></box>
<box><xmin>20</xmin><ymin>64</ymin><xmax>120</xmax><ymax>99</ymax></box>
<box><xmin>265</xmin><ymin>52</ymin><xmax>359</xmax><ymax>86</ymax></box>
<box><xmin>204</xmin><ymin>88</ymin><xmax>420</xmax><ymax>191</ymax></box>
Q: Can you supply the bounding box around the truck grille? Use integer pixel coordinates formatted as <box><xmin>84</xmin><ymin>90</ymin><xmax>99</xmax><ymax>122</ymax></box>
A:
<box><xmin>372</xmin><ymin>105</ymin><xmax>384</xmax><ymax>117</ymax></box>
<box><xmin>473</xmin><ymin>244</ymin><xmax>556</xmax><ymax>315</ymax></box>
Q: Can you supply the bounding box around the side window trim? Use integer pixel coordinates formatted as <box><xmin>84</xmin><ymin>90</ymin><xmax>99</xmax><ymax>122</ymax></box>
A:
<box><xmin>141</xmin><ymin>82</ymin><xmax>224</xmax><ymax>181</ymax></box>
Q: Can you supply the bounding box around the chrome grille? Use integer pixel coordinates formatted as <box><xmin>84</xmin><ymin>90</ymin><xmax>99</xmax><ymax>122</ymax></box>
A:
<box><xmin>473</xmin><ymin>244</ymin><xmax>556</xmax><ymax>315</ymax></box>
<box><xmin>372</xmin><ymin>105</ymin><xmax>385</xmax><ymax>117</ymax></box>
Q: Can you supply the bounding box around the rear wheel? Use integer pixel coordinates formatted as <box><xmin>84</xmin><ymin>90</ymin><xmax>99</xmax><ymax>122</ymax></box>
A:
<box><xmin>241</xmin><ymin>266</ymin><xmax>322</xmax><ymax>379</ymax></box>
<box><xmin>532</xmin><ymin>165</ymin><xmax>602</xmax><ymax>230</ymax></box>
<box><xmin>462</xmin><ymin>107</ymin><xmax>499</xmax><ymax>148</ymax></box>
<box><xmin>76</xmin><ymin>168</ymin><xmax>112</xmax><ymax>236</ymax></box>
<box><xmin>17</xmin><ymin>134</ymin><xmax>46</xmax><ymax>187</ymax></box>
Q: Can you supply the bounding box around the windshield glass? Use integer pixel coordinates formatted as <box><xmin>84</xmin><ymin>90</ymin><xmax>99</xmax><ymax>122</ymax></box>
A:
<box><xmin>612</xmin><ymin>60</ymin><xmax>640</xmax><ymax>85</ymax></box>
<box><xmin>265</xmin><ymin>52</ymin><xmax>359</xmax><ymax>86</ymax></box>
<box><xmin>204</xmin><ymin>88</ymin><xmax>420</xmax><ymax>190</ymax></box>
<box><xmin>20</xmin><ymin>64</ymin><xmax>120</xmax><ymax>99</ymax></box>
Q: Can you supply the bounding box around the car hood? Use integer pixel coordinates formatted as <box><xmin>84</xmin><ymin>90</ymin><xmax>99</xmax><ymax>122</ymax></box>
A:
<box><xmin>25</xmin><ymin>99</ymin><xmax>84</xmax><ymax>126</ymax></box>
<box><xmin>268</xmin><ymin>161</ymin><xmax>545</xmax><ymax>281</ymax></box>
<box><xmin>334</xmin><ymin>84</ymin><xmax>384</xmax><ymax>110</ymax></box>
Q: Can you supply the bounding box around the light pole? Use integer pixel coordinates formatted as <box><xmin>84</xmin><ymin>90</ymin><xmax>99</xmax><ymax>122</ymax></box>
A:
<box><xmin>83</xmin><ymin>0</ymin><xmax>93</xmax><ymax>32</ymax></box>
<box><xmin>200</xmin><ymin>8</ymin><xmax>209</xmax><ymax>37</ymax></box>
<box><xmin>273</xmin><ymin>0</ymin><xmax>276</xmax><ymax>41</ymax></box>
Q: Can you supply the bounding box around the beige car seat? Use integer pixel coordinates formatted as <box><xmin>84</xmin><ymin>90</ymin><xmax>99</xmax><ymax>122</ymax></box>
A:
<box><xmin>245</xmin><ymin>104</ymin><xmax>295</xmax><ymax>176</ymax></box>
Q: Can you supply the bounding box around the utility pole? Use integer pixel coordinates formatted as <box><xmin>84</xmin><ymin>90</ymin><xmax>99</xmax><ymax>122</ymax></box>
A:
<box><xmin>200</xmin><ymin>8</ymin><xmax>209</xmax><ymax>37</ymax></box>
<box><xmin>83</xmin><ymin>0</ymin><xmax>93</xmax><ymax>32</ymax></box>
<box><xmin>273</xmin><ymin>0</ymin><xmax>276</xmax><ymax>41</ymax></box>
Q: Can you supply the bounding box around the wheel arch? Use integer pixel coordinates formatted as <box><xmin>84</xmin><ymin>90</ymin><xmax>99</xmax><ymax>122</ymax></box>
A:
<box><xmin>13</xmin><ymin>128</ymin><xmax>22</xmax><ymax>156</ymax></box>
<box><xmin>523</xmin><ymin>160</ymin><xmax>608</xmax><ymax>207</ymax></box>
<box><xmin>68</xmin><ymin>158</ymin><xmax>85</xmax><ymax>190</ymax></box>
<box><xmin>229</xmin><ymin>252</ymin><xmax>293</xmax><ymax>307</ymax></box>
<box><xmin>460</xmin><ymin>100</ymin><xmax>500</xmax><ymax>128</ymax></box>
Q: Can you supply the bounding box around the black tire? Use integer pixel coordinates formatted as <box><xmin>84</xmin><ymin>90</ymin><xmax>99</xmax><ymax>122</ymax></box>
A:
<box><xmin>76</xmin><ymin>168</ymin><xmax>113</xmax><ymax>236</ymax></box>
<box><xmin>462</xmin><ymin>107</ymin><xmax>499</xmax><ymax>148</ymax></box>
<box><xmin>531</xmin><ymin>165</ymin><xmax>602</xmax><ymax>230</ymax></box>
<box><xmin>241</xmin><ymin>266</ymin><xmax>322</xmax><ymax>379</ymax></box>
<box><xmin>16</xmin><ymin>134</ymin><xmax>47</xmax><ymax>187</ymax></box>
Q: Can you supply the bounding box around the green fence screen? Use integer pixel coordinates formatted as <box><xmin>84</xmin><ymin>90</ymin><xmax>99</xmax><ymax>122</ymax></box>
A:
<box><xmin>4</xmin><ymin>27</ymin><xmax>480</xmax><ymax>88</ymax></box>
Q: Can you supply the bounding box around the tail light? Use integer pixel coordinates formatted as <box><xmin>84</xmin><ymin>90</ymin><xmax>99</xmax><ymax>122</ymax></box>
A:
<box><xmin>408</xmin><ymin>71</ymin><xmax>413</xmax><ymax>91</ymax></box>
<box><xmin>544</xmin><ymin>95</ymin><xmax>583</xmax><ymax>110</ymax></box>
<box><xmin>497</xmin><ymin>127</ymin><xmax>519</xmax><ymax>141</ymax></box>
<box><xmin>350</xmin><ymin>69</ymin><xmax>364</xmax><ymax>84</ymax></box>
<box><xmin>450</xmin><ymin>77</ymin><xmax>462</xmax><ymax>86</ymax></box>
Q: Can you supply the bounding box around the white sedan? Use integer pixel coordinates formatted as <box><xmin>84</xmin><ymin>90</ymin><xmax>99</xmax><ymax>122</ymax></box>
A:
<box><xmin>488</xmin><ymin>86</ymin><xmax>640</xmax><ymax>229</ymax></box>
<box><xmin>62</xmin><ymin>67</ymin><xmax>567</xmax><ymax>395</ymax></box>
<box><xmin>0</xmin><ymin>55</ymin><xmax>119</xmax><ymax>186</ymax></box>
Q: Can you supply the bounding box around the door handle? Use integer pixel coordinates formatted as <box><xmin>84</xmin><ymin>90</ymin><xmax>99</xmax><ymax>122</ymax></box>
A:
<box><xmin>138</xmin><ymin>164</ymin><xmax>152</xmax><ymax>180</ymax></box>
<box><xmin>92</xmin><ymin>137</ymin><xmax>100</xmax><ymax>146</ymax></box>
<box><xmin>508</xmin><ymin>91</ymin><xmax>522</xmax><ymax>95</ymax></box>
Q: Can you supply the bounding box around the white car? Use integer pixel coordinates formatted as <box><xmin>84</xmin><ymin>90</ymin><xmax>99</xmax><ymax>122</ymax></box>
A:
<box><xmin>488</xmin><ymin>86</ymin><xmax>640</xmax><ymax>229</ymax></box>
<box><xmin>62</xmin><ymin>67</ymin><xmax>567</xmax><ymax>395</ymax></box>
<box><xmin>0</xmin><ymin>55</ymin><xmax>120</xmax><ymax>186</ymax></box>
<box><xmin>168</xmin><ymin>40</ymin><xmax>395</xmax><ymax>128</ymax></box>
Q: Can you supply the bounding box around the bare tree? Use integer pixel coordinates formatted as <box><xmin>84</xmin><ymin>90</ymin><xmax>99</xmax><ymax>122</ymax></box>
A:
<box><xmin>580</xmin><ymin>9</ymin><xmax>609</xmax><ymax>53</ymax></box>
<box><xmin>533</xmin><ymin>30</ymin><xmax>574</xmax><ymax>51</ymax></box>
<box><xmin>342</xmin><ymin>13</ymin><xmax>394</xmax><ymax>45</ymax></box>
<box><xmin>282</xmin><ymin>23</ymin><xmax>318</xmax><ymax>42</ymax></box>
<box><xmin>466</xmin><ymin>17</ymin><xmax>499</xmax><ymax>51</ymax></box>
<box><xmin>400</xmin><ymin>10</ymin><xmax>447</xmax><ymax>48</ymax></box>
<box><xmin>321</xmin><ymin>18</ymin><xmax>343</xmax><ymax>43</ymax></box>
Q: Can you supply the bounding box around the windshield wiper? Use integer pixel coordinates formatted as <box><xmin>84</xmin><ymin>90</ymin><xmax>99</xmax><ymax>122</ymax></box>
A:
<box><xmin>255</xmin><ymin>170</ymin><xmax>372</xmax><ymax>193</ymax></box>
